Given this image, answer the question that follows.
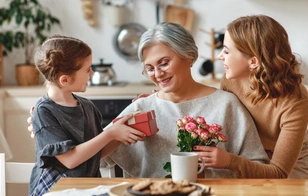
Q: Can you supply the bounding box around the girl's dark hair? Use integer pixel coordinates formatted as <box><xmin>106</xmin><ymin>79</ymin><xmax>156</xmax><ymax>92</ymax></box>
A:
<box><xmin>34</xmin><ymin>34</ymin><xmax>91</xmax><ymax>85</ymax></box>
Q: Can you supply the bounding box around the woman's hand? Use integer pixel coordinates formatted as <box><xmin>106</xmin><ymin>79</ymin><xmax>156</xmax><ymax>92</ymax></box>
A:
<box><xmin>105</xmin><ymin>114</ymin><xmax>146</xmax><ymax>146</ymax></box>
<box><xmin>193</xmin><ymin>146</ymin><xmax>231</xmax><ymax>168</ymax></box>
<box><xmin>27</xmin><ymin>106</ymin><xmax>35</xmax><ymax>138</ymax></box>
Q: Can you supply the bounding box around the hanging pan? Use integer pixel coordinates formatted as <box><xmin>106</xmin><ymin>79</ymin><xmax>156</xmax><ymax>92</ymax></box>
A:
<box><xmin>114</xmin><ymin>23</ymin><xmax>147</xmax><ymax>61</ymax></box>
<box><xmin>199</xmin><ymin>59</ymin><xmax>214</xmax><ymax>76</ymax></box>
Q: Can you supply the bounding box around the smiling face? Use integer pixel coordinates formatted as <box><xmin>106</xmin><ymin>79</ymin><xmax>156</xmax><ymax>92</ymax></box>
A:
<box><xmin>217</xmin><ymin>30</ymin><xmax>253</xmax><ymax>80</ymax></box>
<box><xmin>142</xmin><ymin>42</ymin><xmax>192</xmax><ymax>93</ymax></box>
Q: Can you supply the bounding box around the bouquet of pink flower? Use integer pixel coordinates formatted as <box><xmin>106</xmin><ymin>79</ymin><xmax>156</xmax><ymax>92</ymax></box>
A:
<box><xmin>163</xmin><ymin>115</ymin><xmax>228</xmax><ymax>177</ymax></box>
<box><xmin>176</xmin><ymin>115</ymin><xmax>227</xmax><ymax>152</ymax></box>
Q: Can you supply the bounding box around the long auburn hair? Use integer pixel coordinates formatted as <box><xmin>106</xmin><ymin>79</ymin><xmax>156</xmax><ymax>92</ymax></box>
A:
<box><xmin>227</xmin><ymin>15</ymin><xmax>303</xmax><ymax>104</ymax></box>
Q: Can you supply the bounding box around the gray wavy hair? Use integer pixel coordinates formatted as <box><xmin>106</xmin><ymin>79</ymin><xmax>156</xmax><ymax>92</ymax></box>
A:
<box><xmin>138</xmin><ymin>22</ymin><xmax>198</xmax><ymax>64</ymax></box>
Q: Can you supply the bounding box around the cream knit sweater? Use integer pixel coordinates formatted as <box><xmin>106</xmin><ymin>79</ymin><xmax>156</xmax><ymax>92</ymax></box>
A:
<box><xmin>102</xmin><ymin>90</ymin><xmax>269</xmax><ymax>178</ymax></box>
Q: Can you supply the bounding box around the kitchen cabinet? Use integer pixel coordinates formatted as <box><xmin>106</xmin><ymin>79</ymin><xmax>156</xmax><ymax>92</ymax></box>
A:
<box><xmin>4</xmin><ymin>97</ymin><xmax>39</xmax><ymax>162</ymax></box>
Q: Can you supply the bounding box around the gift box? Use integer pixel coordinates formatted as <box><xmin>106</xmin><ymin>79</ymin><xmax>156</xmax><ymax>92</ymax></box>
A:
<box><xmin>112</xmin><ymin>110</ymin><xmax>159</xmax><ymax>136</ymax></box>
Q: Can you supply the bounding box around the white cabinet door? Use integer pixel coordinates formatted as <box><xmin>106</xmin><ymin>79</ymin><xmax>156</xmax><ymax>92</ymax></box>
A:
<box><xmin>3</xmin><ymin>97</ymin><xmax>39</xmax><ymax>162</ymax></box>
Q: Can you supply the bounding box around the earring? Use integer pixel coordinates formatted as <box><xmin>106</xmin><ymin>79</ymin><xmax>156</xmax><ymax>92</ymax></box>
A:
<box><xmin>249</xmin><ymin>66</ymin><xmax>254</xmax><ymax>71</ymax></box>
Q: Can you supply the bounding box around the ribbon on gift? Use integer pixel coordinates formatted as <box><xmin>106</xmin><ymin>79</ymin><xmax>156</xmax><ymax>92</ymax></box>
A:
<box><xmin>150</xmin><ymin>110</ymin><xmax>155</xmax><ymax>119</ymax></box>
<box><xmin>127</xmin><ymin>110</ymin><xmax>141</xmax><ymax>125</ymax></box>
<box><xmin>127</xmin><ymin>110</ymin><xmax>156</xmax><ymax>125</ymax></box>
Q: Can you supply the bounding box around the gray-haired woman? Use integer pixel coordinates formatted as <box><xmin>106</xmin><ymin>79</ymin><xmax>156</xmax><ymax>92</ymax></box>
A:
<box><xmin>101</xmin><ymin>22</ymin><xmax>269</xmax><ymax>178</ymax></box>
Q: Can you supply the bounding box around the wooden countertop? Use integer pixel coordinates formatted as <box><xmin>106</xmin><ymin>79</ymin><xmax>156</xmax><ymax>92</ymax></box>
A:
<box><xmin>50</xmin><ymin>177</ymin><xmax>308</xmax><ymax>196</ymax></box>
<box><xmin>0</xmin><ymin>82</ymin><xmax>307</xmax><ymax>97</ymax></box>
<box><xmin>2</xmin><ymin>82</ymin><xmax>158</xmax><ymax>97</ymax></box>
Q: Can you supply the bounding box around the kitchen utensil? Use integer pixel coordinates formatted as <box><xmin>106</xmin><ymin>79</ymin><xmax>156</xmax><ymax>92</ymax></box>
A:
<box><xmin>104</xmin><ymin>5</ymin><xmax>128</xmax><ymax>26</ymax></box>
<box><xmin>199</xmin><ymin>28</ymin><xmax>222</xmax><ymax>83</ymax></box>
<box><xmin>90</xmin><ymin>59</ymin><xmax>117</xmax><ymax>86</ymax></box>
<box><xmin>199</xmin><ymin>59</ymin><xmax>214</xmax><ymax>76</ymax></box>
<box><xmin>114</xmin><ymin>23</ymin><xmax>147</xmax><ymax>61</ymax></box>
<box><xmin>164</xmin><ymin>2</ymin><xmax>194</xmax><ymax>31</ymax></box>
<box><xmin>81</xmin><ymin>0</ymin><xmax>96</xmax><ymax>26</ymax></box>
<box><xmin>156</xmin><ymin>1</ymin><xmax>160</xmax><ymax>24</ymax></box>
<box><xmin>214</xmin><ymin>33</ymin><xmax>224</xmax><ymax>49</ymax></box>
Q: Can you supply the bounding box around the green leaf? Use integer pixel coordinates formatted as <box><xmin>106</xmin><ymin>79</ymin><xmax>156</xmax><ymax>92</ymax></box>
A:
<box><xmin>15</xmin><ymin>13</ymin><xmax>22</xmax><ymax>24</ymax></box>
<box><xmin>163</xmin><ymin>162</ymin><xmax>172</xmax><ymax>178</ymax></box>
<box><xmin>31</xmin><ymin>0</ymin><xmax>39</xmax><ymax>5</ymax></box>
<box><xmin>0</xmin><ymin>0</ymin><xmax>61</xmax><ymax>62</ymax></box>
<box><xmin>24</xmin><ymin>20</ymin><xmax>29</xmax><ymax>28</ymax></box>
<box><xmin>163</xmin><ymin>162</ymin><xmax>171</xmax><ymax>173</ymax></box>
<box><xmin>177</xmin><ymin>130</ymin><xmax>196</xmax><ymax>152</ymax></box>
<box><xmin>50</xmin><ymin>17</ymin><xmax>60</xmax><ymax>24</ymax></box>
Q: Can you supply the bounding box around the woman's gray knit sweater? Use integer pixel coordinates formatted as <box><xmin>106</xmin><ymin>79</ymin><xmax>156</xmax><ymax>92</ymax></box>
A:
<box><xmin>102</xmin><ymin>90</ymin><xmax>269</xmax><ymax>178</ymax></box>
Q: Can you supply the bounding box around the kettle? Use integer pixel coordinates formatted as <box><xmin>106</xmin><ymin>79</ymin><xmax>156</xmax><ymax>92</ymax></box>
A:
<box><xmin>90</xmin><ymin>59</ymin><xmax>117</xmax><ymax>86</ymax></box>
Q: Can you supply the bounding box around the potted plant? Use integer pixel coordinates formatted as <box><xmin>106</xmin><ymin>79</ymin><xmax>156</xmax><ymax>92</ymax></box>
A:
<box><xmin>0</xmin><ymin>0</ymin><xmax>61</xmax><ymax>86</ymax></box>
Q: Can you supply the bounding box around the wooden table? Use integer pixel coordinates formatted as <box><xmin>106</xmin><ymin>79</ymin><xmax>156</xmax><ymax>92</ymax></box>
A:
<box><xmin>50</xmin><ymin>177</ymin><xmax>308</xmax><ymax>195</ymax></box>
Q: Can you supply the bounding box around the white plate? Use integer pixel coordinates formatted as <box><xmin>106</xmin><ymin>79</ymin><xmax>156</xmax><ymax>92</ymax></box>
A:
<box><xmin>109</xmin><ymin>183</ymin><xmax>134</xmax><ymax>196</ymax></box>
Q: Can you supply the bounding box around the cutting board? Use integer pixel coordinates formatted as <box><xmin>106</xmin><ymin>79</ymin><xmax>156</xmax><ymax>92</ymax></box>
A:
<box><xmin>164</xmin><ymin>4</ymin><xmax>194</xmax><ymax>31</ymax></box>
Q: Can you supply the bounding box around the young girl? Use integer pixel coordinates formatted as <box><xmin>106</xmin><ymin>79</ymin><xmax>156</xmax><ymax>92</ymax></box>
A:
<box><xmin>29</xmin><ymin>35</ymin><xmax>145</xmax><ymax>195</ymax></box>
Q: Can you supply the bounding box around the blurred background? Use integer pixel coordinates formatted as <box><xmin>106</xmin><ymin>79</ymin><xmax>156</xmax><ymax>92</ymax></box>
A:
<box><xmin>1</xmin><ymin>0</ymin><xmax>308</xmax><ymax>86</ymax></box>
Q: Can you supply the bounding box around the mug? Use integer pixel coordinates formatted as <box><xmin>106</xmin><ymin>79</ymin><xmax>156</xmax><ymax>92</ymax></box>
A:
<box><xmin>170</xmin><ymin>152</ymin><xmax>205</xmax><ymax>182</ymax></box>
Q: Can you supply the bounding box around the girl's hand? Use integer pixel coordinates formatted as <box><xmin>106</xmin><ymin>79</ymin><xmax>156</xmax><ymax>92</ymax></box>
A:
<box><xmin>108</xmin><ymin>114</ymin><xmax>146</xmax><ymax>146</ymax></box>
<box><xmin>193</xmin><ymin>146</ymin><xmax>231</xmax><ymax>168</ymax></box>
<box><xmin>27</xmin><ymin>106</ymin><xmax>35</xmax><ymax>138</ymax></box>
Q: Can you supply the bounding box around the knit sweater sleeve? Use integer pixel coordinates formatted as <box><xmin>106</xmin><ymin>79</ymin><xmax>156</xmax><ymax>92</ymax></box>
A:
<box><xmin>221</xmin><ymin>76</ymin><xmax>308</xmax><ymax>178</ymax></box>
<box><xmin>221</xmin><ymin>77</ymin><xmax>287</xmax><ymax>178</ymax></box>
<box><xmin>227</xmin><ymin>154</ymin><xmax>286</xmax><ymax>178</ymax></box>
<box><xmin>269</xmin><ymin>87</ymin><xmax>308</xmax><ymax>177</ymax></box>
